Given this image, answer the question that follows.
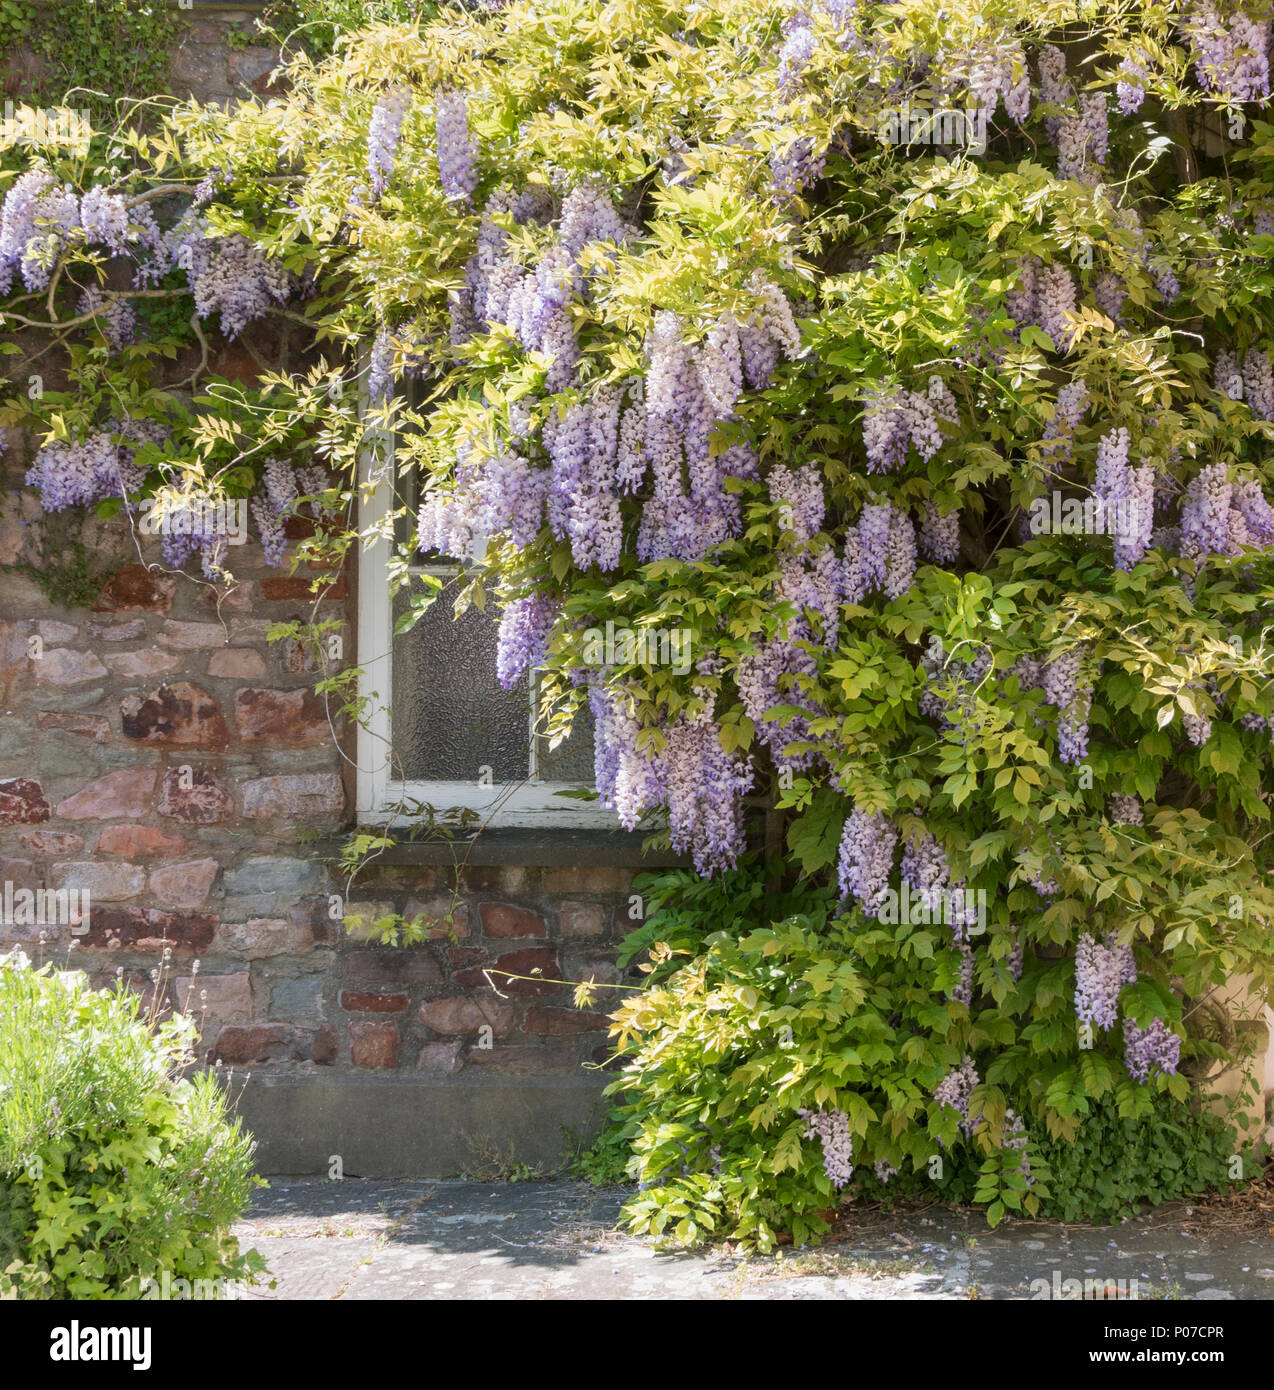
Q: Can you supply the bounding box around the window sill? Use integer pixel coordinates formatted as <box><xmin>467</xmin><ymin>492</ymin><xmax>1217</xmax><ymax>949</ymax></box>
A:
<box><xmin>318</xmin><ymin>827</ymin><xmax>690</xmax><ymax>868</ymax></box>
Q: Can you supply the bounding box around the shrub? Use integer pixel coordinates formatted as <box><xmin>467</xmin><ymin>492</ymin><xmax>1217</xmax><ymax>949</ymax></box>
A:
<box><xmin>0</xmin><ymin>951</ymin><xmax>267</xmax><ymax>1300</ymax></box>
<box><xmin>605</xmin><ymin>869</ymin><xmax>1254</xmax><ymax>1248</ymax></box>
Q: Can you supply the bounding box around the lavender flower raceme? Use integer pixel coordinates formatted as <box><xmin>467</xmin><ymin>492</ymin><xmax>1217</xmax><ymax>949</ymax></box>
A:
<box><xmin>1124</xmin><ymin>1016</ymin><xmax>1181</xmax><ymax>1083</ymax></box>
<box><xmin>951</xmin><ymin>939</ymin><xmax>975</xmax><ymax>1005</ymax></box>
<box><xmin>1037</xmin><ymin>44</ymin><xmax>1072</xmax><ymax>141</ymax></box>
<box><xmin>1040</xmin><ymin>379</ymin><xmax>1088</xmax><ymax>469</ymax></box>
<box><xmin>883</xmin><ymin>507</ymin><xmax>917</xmax><ymax>601</ymax></box>
<box><xmin>435</xmin><ymin>91</ymin><xmax>479</xmax><ymax>204</ymax></box>
<box><xmin>1180</xmin><ymin>463</ymin><xmax>1233</xmax><ymax>561</ymax></box>
<box><xmin>368</xmin><ymin>87</ymin><xmax>412</xmax><ymax>196</ymax></box>
<box><xmin>768</xmin><ymin>463</ymin><xmax>824</xmax><ymax>542</ymax></box>
<box><xmin>1035</xmin><ymin>263</ymin><xmax>1077</xmax><ymax>350</ymax></box>
<box><xmin>367</xmin><ymin>325</ymin><xmax>396</xmax><ymax>407</ymax></box>
<box><xmin>1093</xmin><ymin>271</ymin><xmax>1126</xmax><ymax>324</ymax></box>
<box><xmin>0</xmin><ymin>169</ymin><xmax>79</xmax><ymax>291</ymax></box>
<box><xmin>799</xmin><ymin>1108</ymin><xmax>854</xmax><ymax>1188</ymax></box>
<box><xmin>1042</xmin><ymin>643</ymin><xmax>1096</xmax><ymax>764</ymax></box>
<box><xmin>496</xmin><ymin>592</ymin><xmax>558</xmax><ymax>688</ymax></box>
<box><xmin>777</xmin><ymin>18</ymin><xmax>818</xmax><ymax>96</ymax></box>
<box><xmin>837</xmin><ymin>807</ymin><xmax>897</xmax><ymax>917</ymax></box>
<box><xmin>1074</xmin><ymin>930</ymin><xmax>1137</xmax><ymax>1030</ymax></box>
<box><xmin>1006</xmin><ymin>255</ymin><xmax>1039</xmax><ymax>331</ymax></box>
<box><xmin>189</xmin><ymin>234</ymin><xmax>290</xmax><ymax>340</ymax></box>
<box><xmin>77</xmin><ymin>286</ymin><xmax>135</xmax><ymax>351</ymax></box>
<box><xmin>1108</xmin><ymin>793</ymin><xmax>1144</xmax><ymax>826</ymax></box>
<box><xmin>919</xmin><ymin>503</ymin><xmax>960</xmax><ymax>564</ymax></box>
<box><xmin>1116</xmin><ymin>50</ymin><xmax>1150</xmax><ymax>114</ymax></box>
<box><xmin>933</xmin><ymin>1057</ymin><xmax>978</xmax><ymax>1138</ymax></box>
<box><xmin>1242</xmin><ymin>348</ymin><xmax>1274</xmax><ymax>421</ymax></box>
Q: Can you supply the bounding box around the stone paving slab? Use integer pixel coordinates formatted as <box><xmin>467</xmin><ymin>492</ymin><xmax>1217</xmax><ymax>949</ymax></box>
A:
<box><xmin>231</xmin><ymin>1179</ymin><xmax>1274</xmax><ymax>1301</ymax></box>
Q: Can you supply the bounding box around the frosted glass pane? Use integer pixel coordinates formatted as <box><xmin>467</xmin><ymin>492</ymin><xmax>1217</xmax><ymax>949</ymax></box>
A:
<box><xmin>536</xmin><ymin>703</ymin><xmax>595</xmax><ymax>783</ymax></box>
<box><xmin>392</xmin><ymin>580</ymin><xmax>529</xmax><ymax>782</ymax></box>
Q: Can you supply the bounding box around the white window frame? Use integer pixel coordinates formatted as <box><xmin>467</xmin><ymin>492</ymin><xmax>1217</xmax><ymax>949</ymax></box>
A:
<box><xmin>355</xmin><ymin>424</ymin><xmax>614</xmax><ymax>830</ymax></box>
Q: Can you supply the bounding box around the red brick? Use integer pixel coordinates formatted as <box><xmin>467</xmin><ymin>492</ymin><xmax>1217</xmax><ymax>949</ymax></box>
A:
<box><xmin>344</xmin><ymin>950</ymin><xmax>442</xmax><ymax>987</ymax></box>
<box><xmin>97</xmin><ymin>825</ymin><xmax>191</xmax><ymax>858</ymax></box>
<box><xmin>524</xmin><ymin>1006</ymin><xmax>612</xmax><ymax>1036</ymax></box>
<box><xmin>453</xmin><ymin>947</ymin><xmax>561</xmax><ymax>996</ymax></box>
<box><xmin>339</xmin><ymin>990</ymin><xmax>408</xmax><ymax>1014</ymax></box>
<box><xmin>158</xmin><ymin>767</ymin><xmax>233</xmax><ymax>823</ymax></box>
<box><xmin>259</xmin><ymin>574</ymin><xmax>347</xmax><ymax>601</ymax></box>
<box><xmin>312</xmin><ymin>1025</ymin><xmax>338</xmax><ymax>1066</ymax></box>
<box><xmin>542</xmin><ymin>866</ymin><xmax>634</xmax><ymax>894</ymax></box>
<box><xmin>94</xmin><ymin>563</ymin><xmax>174</xmax><ymax>613</ymax></box>
<box><xmin>350</xmin><ymin>1020</ymin><xmax>400</xmax><ymax>1069</ymax></box>
<box><xmin>80</xmin><ymin>906</ymin><xmax>217</xmax><ymax>954</ymax></box>
<box><xmin>558</xmin><ymin>903</ymin><xmax>605</xmax><ymax>937</ymax></box>
<box><xmin>57</xmin><ymin>769</ymin><xmax>156</xmax><ymax>821</ymax></box>
<box><xmin>234</xmin><ymin>687</ymin><xmax>329</xmax><ymax>743</ymax></box>
<box><xmin>479</xmin><ymin>902</ymin><xmax>547</xmax><ymax>939</ymax></box>
<box><xmin>417</xmin><ymin>995</ymin><xmax>514</xmax><ymax>1036</ymax></box>
<box><xmin>213</xmin><ymin>1024</ymin><xmax>313</xmax><ymax>1064</ymax></box>
<box><xmin>0</xmin><ymin>778</ymin><xmax>51</xmax><ymax>824</ymax></box>
<box><xmin>449</xmin><ymin>947</ymin><xmax>487</xmax><ymax>968</ymax></box>
<box><xmin>121</xmin><ymin>683</ymin><xmax>228</xmax><ymax>748</ymax></box>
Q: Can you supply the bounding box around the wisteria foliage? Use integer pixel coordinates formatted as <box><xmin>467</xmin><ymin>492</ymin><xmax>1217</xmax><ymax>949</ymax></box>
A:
<box><xmin>4</xmin><ymin>0</ymin><xmax>1274</xmax><ymax>1241</ymax></box>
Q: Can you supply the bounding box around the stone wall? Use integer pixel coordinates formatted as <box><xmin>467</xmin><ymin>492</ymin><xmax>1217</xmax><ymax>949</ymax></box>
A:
<box><xmin>0</xmin><ymin>500</ymin><xmax>644</xmax><ymax>1174</ymax></box>
<box><xmin>2</xmin><ymin>3</ymin><xmax>282</xmax><ymax>111</ymax></box>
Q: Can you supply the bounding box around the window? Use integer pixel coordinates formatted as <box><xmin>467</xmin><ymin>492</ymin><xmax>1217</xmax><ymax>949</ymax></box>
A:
<box><xmin>356</xmin><ymin>391</ymin><xmax>606</xmax><ymax>829</ymax></box>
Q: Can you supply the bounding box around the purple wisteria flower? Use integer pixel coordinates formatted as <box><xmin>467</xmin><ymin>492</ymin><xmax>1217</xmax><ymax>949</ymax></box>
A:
<box><xmin>435</xmin><ymin>91</ymin><xmax>480</xmax><ymax>204</ymax></box>
<box><xmin>496</xmin><ymin>592</ymin><xmax>559</xmax><ymax>688</ymax></box>
<box><xmin>799</xmin><ymin>1108</ymin><xmax>854</xmax><ymax>1188</ymax></box>
<box><xmin>1075</xmin><ymin>930</ymin><xmax>1137</xmax><ymax>1030</ymax></box>
<box><xmin>837</xmin><ymin>806</ymin><xmax>897</xmax><ymax>917</ymax></box>
<box><xmin>368</xmin><ymin>87</ymin><xmax>412</xmax><ymax>196</ymax></box>
<box><xmin>1124</xmin><ymin>1016</ymin><xmax>1181</xmax><ymax>1082</ymax></box>
<box><xmin>933</xmin><ymin>1057</ymin><xmax>978</xmax><ymax>1138</ymax></box>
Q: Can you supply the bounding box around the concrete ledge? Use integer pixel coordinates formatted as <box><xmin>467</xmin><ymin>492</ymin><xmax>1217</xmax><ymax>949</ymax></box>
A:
<box><xmin>314</xmin><ymin>827</ymin><xmax>689</xmax><ymax>868</ymax></box>
<box><xmin>229</xmin><ymin>1071</ymin><xmax>612</xmax><ymax>1178</ymax></box>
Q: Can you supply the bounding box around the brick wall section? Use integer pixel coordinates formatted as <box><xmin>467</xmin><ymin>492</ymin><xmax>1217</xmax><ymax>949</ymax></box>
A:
<box><xmin>0</xmin><ymin>516</ymin><xmax>638</xmax><ymax>1084</ymax></box>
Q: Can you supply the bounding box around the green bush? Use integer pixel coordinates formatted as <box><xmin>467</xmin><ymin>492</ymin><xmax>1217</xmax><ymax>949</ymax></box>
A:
<box><xmin>605</xmin><ymin>870</ymin><xmax>1253</xmax><ymax>1249</ymax></box>
<box><xmin>0</xmin><ymin>951</ymin><xmax>267</xmax><ymax>1299</ymax></box>
<box><xmin>1034</xmin><ymin>1091</ymin><xmax>1249</xmax><ymax>1225</ymax></box>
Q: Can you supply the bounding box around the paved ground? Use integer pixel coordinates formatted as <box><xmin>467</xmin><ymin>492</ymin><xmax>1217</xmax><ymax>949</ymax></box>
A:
<box><xmin>231</xmin><ymin>1179</ymin><xmax>1274</xmax><ymax>1300</ymax></box>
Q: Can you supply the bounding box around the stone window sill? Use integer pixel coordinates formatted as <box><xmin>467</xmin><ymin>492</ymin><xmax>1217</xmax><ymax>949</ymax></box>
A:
<box><xmin>317</xmin><ymin>827</ymin><xmax>688</xmax><ymax>868</ymax></box>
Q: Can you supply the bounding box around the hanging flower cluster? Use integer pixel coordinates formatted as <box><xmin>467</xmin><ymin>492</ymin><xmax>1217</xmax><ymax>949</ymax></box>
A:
<box><xmin>798</xmin><ymin>1107</ymin><xmax>855</xmax><ymax>1188</ymax></box>
<box><xmin>1074</xmin><ymin>930</ymin><xmax>1139</xmax><ymax>1031</ymax></box>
